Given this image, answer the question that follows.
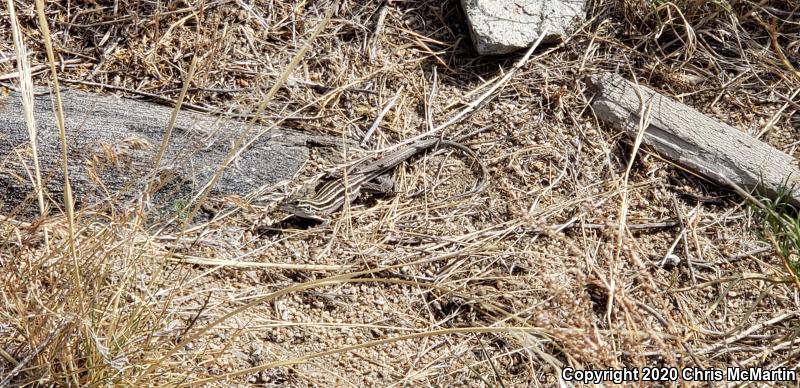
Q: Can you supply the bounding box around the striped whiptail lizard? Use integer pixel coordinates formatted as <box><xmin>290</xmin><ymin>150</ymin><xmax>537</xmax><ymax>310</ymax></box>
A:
<box><xmin>280</xmin><ymin>137</ymin><xmax>488</xmax><ymax>223</ymax></box>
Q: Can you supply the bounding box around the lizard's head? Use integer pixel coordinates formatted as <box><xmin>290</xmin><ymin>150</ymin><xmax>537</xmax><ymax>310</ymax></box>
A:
<box><xmin>280</xmin><ymin>198</ymin><xmax>320</xmax><ymax>219</ymax></box>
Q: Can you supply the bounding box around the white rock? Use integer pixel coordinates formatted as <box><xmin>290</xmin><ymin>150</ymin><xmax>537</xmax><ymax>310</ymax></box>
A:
<box><xmin>461</xmin><ymin>0</ymin><xmax>584</xmax><ymax>55</ymax></box>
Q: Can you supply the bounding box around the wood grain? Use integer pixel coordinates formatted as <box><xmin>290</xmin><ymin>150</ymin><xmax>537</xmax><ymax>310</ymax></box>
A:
<box><xmin>587</xmin><ymin>72</ymin><xmax>800</xmax><ymax>206</ymax></box>
<box><xmin>0</xmin><ymin>88</ymin><xmax>325</xmax><ymax>218</ymax></box>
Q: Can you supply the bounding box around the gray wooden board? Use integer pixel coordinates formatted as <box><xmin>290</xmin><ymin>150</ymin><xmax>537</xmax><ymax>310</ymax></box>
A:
<box><xmin>587</xmin><ymin>73</ymin><xmax>800</xmax><ymax>206</ymax></box>
<box><xmin>0</xmin><ymin>88</ymin><xmax>329</xmax><ymax>219</ymax></box>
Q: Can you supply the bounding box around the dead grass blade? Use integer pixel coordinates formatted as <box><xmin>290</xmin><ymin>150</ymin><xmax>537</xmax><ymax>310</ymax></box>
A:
<box><xmin>6</xmin><ymin>0</ymin><xmax>48</xmax><ymax>247</ymax></box>
<box><xmin>33</xmin><ymin>0</ymin><xmax>79</xmax><ymax>287</ymax></box>
<box><xmin>179</xmin><ymin>2</ymin><xmax>339</xmax><ymax>227</ymax></box>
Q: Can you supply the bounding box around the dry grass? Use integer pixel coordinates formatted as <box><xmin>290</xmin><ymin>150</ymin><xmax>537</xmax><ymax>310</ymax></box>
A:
<box><xmin>1</xmin><ymin>0</ymin><xmax>799</xmax><ymax>385</ymax></box>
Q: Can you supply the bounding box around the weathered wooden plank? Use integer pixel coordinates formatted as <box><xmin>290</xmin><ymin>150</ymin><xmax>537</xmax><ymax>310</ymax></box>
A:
<box><xmin>0</xmin><ymin>88</ymin><xmax>325</xmax><ymax>218</ymax></box>
<box><xmin>586</xmin><ymin>72</ymin><xmax>800</xmax><ymax>206</ymax></box>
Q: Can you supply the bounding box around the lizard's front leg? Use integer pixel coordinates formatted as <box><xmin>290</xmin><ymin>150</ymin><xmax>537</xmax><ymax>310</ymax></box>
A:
<box><xmin>360</xmin><ymin>173</ymin><xmax>396</xmax><ymax>195</ymax></box>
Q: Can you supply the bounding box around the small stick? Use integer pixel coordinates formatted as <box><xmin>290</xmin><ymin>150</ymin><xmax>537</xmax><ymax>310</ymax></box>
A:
<box><xmin>59</xmin><ymin>78</ymin><xmax>217</xmax><ymax>113</ymax></box>
<box><xmin>756</xmin><ymin>87</ymin><xmax>799</xmax><ymax>139</ymax></box>
<box><xmin>426</xmin><ymin>66</ymin><xmax>438</xmax><ymax>133</ymax></box>
<box><xmin>168</xmin><ymin>256</ymin><xmax>351</xmax><ymax>271</ymax></box>
<box><xmin>431</xmin><ymin>28</ymin><xmax>548</xmax><ymax>134</ymax></box>
<box><xmin>379</xmin><ymin>28</ymin><xmax>549</xmax><ymax>152</ymax></box>
<box><xmin>727</xmin><ymin>246</ymin><xmax>773</xmax><ymax>263</ymax></box>
<box><xmin>361</xmin><ymin>86</ymin><xmax>403</xmax><ymax>146</ymax></box>
<box><xmin>0</xmin><ymin>320</ymin><xmax>71</xmax><ymax>387</ymax></box>
<box><xmin>0</xmin><ymin>58</ymin><xmax>83</xmax><ymax>81</ymax></box>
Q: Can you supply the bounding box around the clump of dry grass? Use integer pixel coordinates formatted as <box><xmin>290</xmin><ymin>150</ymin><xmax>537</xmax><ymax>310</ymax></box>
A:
<box><xmin>0</xmin><ymin>213</ymin><xmax>183</xmax><ymax>385</ymax></box>
<box><xmin>1</xmin><ymin>0</ymin><xmax>799</xmax><ymax>385</ymax></box>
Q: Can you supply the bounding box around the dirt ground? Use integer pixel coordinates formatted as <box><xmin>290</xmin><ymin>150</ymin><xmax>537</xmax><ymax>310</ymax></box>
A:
<box><xmin>1</xmin><ymin>0</ymin><xmax>799</xmax><ymax>386</ymax></box>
